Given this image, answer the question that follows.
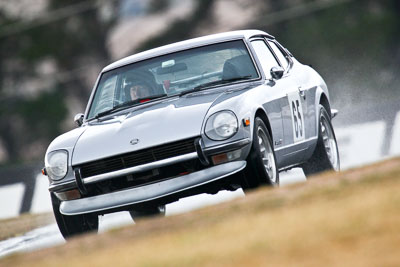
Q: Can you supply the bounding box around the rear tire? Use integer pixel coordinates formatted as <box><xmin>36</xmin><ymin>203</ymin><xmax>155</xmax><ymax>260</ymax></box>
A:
<box><xmin>302</xmin><ymin>105</ymin><xmax>340</xmax><ymax>175</ymax></box>
<box><xmin>242</xmin><ymin>117</ymin><xmax>279</xmax><ymax>189</ymax></box>
<box><xmin>51</xmin><ymin>193</ymin><xmax>98</xmax><ymax>239</ymax></box>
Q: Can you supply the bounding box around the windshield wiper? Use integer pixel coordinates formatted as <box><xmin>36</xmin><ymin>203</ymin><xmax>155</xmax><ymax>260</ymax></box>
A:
<box><xmin>179</xmin><ymin>76</ymin><xmax>253</xmax><ymax>97</ymax></box>
<box><xmin>95</xmin><ymin>93</ymin><xmax>167</xmax><ymax>119</ymax></box>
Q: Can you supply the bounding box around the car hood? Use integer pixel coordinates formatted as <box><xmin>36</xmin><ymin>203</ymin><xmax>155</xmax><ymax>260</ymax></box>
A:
<box><xmin>72</xmin><ymin>92</ymin><xmax>221</xmax><ymax>165</ymax></box>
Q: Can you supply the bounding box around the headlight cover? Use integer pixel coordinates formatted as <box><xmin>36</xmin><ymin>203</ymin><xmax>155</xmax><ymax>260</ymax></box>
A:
<box><xmin>205</xmin><ymin>110</ymin><xmax>238</xmax><ymax>141</ymax></box>
<box><xmin>45</xmin><ymin>150</ymin><xmax>68</xmax><ymax>181</ymax></box>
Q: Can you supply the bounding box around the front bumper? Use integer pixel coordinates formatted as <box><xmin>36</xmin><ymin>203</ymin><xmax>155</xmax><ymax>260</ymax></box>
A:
<box><xmin>60</xmin><ymin>160</ymin><xmax>246</xmax><ymax>215</ymax></box>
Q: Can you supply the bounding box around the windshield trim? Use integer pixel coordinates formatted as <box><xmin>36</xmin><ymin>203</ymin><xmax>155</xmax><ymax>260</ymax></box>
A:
<box><xmin>84</xmin><ymin>37</ymin><xmax>262</xmax><ymax>122</ymax></box>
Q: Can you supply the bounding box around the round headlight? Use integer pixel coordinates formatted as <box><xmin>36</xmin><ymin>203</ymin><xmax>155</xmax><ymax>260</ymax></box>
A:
<box><xmin>205</xmin><ymin>111</ymin><xmax>238</xmax><ymax>141</ymax></box>
<box><xmin>45</xmin><ymin>150</ymin><xmax>68</xmax><ymax>181</ymax></box>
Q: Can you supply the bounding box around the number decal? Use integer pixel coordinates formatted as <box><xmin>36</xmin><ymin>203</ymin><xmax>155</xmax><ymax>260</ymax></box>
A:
<box><xmin>292</xmin><ymin>101</ymin><xmax>299</xmax><ymax>138</ymax></box>
<box><xmin>288</xmin><ymin>92</ymin><xmax>305</xmax><ymax>142</ymax></box>
<box><xmin>296</xmin><ymin>100</ymin><xmax>303</xmax><ymax>137</ymax></box>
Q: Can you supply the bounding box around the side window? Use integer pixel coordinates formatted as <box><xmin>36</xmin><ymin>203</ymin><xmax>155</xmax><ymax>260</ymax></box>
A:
<box><xmin>268</xmin><ymin>41</ymin><xmax>289</xmax><ymax>69</ymax></box>
<box><xmin>251</xmin><ymin>40</ymin><xmax>279</xmax><ymax>79</ymax></box>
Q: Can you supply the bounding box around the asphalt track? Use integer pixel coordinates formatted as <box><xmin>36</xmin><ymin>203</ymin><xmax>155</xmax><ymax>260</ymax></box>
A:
<box><xmin>1</xmin><ymin>109</ymin><xmax>399</xmax><ymax>258</ymax></box>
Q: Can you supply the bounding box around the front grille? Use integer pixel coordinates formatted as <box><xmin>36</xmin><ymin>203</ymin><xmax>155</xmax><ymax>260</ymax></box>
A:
<box><xmin>76</xmin><ymin>137</ymin><xmax>198</xmax><ymax>178</ymax></box>
<box><xmin>85</xmin><ymin>158</ymin><xmax>205</xmax><ymax>197</ymax></box>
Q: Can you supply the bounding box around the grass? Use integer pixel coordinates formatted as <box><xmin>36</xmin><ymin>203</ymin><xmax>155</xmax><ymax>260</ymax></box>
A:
<box><xmin>0</xmin><ymin>213</ymin><xmax>54</xmax><ymax>240</ymax></box>
<box><xmin>1</xmin><ymin>158</ymin><xmax>400</xmax><ymax>267</ymax></box>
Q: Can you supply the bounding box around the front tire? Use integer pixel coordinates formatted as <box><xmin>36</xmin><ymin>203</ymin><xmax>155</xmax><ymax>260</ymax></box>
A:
<box><xmin>51</xmin><ymin>193</ymin><xmax>98</xmax><ymax>239</ymax></box>
<box><xmin>242</xmin><ymin>117</ymin><xmax>279</xmax><ymax>189</ymax></box>
<box><xmin>302</xmin><ymin>105</ymin><xmax>340</xmax><ymax>175</ymax></box>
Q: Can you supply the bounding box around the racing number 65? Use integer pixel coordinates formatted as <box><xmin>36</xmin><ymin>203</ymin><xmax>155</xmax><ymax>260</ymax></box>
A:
<box><xmin>292</xmin><ymin>100</ymin><xmax>303</xmax><ymax>138</ymax></box>
<box><xmin>288</xmin><ymin>92</ymin><xmax>305</xmax><ymax>143</ymax></box>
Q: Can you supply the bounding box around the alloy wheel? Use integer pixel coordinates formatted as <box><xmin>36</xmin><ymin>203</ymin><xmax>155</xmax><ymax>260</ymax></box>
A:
<box><xmin>257</xmin><ymin>126</ymin><xmax>277</xmax><ymax>184</ymax></box>
<box><xmin>320</xmin><ymin>117</ymin><xmax>339</xmax><ymax>171</ymax></box>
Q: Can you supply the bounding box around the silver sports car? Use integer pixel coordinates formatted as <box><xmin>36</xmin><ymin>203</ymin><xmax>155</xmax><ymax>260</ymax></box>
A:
<box><xmin>43</xmin><ymin>30</ymin><xmax>339</xmax><ymax>238</ymax></box>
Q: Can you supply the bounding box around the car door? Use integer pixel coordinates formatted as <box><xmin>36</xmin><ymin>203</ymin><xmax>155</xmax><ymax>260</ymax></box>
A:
<box><xmin>273</xmin><ymin>40</ymin><xmax>317</xmax><ymax>142</ymax></box>
<box><xmin>266</xmin><ymin>39</ymin><xmax>310</xmax><ymax>166</ymax></box>
<box><xmin>250</xmin><ymin>38</ymin><xmax>299</xmax><ymax>168</ymax></box>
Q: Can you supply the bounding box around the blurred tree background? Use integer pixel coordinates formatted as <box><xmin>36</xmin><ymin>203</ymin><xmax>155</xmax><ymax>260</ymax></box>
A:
<box><xmin>0</xmin><ymin>0</ymin><xmax>399</xmax><ymax>165</ymax></box>
<box><xmin>0</xmin><ymin>0</ymin><xmax>118</xmax><ymax>163</ymax></box>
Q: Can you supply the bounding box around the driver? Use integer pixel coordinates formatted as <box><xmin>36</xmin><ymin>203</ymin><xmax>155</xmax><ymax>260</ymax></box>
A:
<box><xmin>127</xmin><ymin>80</ymin><xmax>152</xmax><ymax>101</ymax></box>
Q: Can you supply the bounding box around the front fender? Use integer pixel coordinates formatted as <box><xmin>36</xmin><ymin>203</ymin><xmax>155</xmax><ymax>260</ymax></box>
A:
<box><xmin>200</xmin><ymin>84</ymin><xmax>265</xmax><ymax>149</ymax></box>
<box><xmin>45</xmin><ymin>127</ymin><xmax>87</xmax><ymax>185</ymax></box>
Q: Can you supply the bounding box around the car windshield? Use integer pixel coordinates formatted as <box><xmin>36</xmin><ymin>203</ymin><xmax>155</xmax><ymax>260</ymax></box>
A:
<box><xmin>87</xmin><ymin>40</ymin><xmax>259</xmax><ymax>119</ymax></box>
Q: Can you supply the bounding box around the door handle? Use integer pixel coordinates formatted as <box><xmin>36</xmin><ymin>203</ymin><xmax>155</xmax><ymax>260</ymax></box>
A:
<box><xmin>298</xmin><ymin>87</ymin><xmax>306</xmax><ymax>99</ymax></box>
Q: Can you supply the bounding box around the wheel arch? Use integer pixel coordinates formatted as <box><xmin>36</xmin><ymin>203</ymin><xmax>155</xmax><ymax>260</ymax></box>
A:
<box><xmin>319</xmin><ymin>93</ymin><xmax>331</xmax><ymax>118</ymax></box>
<box><xmin>312</xmin><ymin>87</ymin><xmax>332</xmax><ymax>140</ymax></box>
<box><xmin>254</xmin><ymin>108</ymin><xmax>273</xmax><ymax>143</ymax></box>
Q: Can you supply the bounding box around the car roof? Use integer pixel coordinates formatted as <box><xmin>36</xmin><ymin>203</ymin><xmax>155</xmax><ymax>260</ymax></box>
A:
<box><xmin>102</xmin><ymin>29</ymin><xmax>274</xmax><ymax>72</ymax></box>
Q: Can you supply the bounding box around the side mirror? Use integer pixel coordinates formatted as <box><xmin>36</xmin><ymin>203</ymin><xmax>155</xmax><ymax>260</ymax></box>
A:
<box><xmin>270</xmin><ymin>66</ymin><xmax>284</xmax><ymax>80</ymax></box>
<box><xmin>74</xmin><ymin>113</ymin><xmax>84</xmax><ymax>127</ymax></box>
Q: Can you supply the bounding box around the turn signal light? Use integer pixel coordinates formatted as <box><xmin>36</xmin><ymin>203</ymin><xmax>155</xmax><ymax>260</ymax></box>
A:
<box><xmin>55</xmin><ymin>189</ymin><xmax>81</xmax><ymax>201</ymax></box>
<box><xmin>243</xmin><ymin>118</ymin><xmax>251</xmax><ymax>127</ymax></box>
<box><xmin>211</xmin><ymin>149</ymin><xmax>242</xmax><ymax>165</ymax></box>
<box><xmin>212</xmin><ymin>153</ymin><xmax>228</xmax><ymax>165</ymax></box>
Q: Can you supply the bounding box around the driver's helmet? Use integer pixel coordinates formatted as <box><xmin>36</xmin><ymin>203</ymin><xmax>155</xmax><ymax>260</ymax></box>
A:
<box><xmin>124</xmin><ymin>76</ymin><xmax>152</xmax><ymax>101</ymax></box>
<box><xmin>124</xmin><ymin>70</ymin><xmax>158</xmax><ymax>100</ymax></box>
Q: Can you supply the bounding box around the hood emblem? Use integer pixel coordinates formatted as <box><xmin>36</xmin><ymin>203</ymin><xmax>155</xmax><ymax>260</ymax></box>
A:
<box><xmin>130</xmin><ymin>138</ymin><xmax>140</xmax><ymax>145</ymax></box>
